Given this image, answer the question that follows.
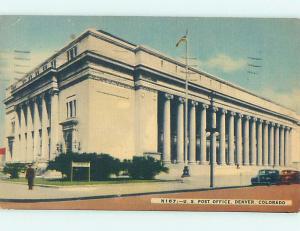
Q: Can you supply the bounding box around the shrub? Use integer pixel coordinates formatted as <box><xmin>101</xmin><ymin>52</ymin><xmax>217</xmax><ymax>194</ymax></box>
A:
<box><xmin>47</xmin><ymin>152</ymin><xmax>122</xmax><ymax>180</ymax></box>
<box><xmin>3</xmin><ymin>163</ymin><xmax>27</xmax><ymax>179</ymax></box>
<box><xmin>126</xmin><ymin>156</ymin><xmax>168</xmax><ymax>179</ymax></box>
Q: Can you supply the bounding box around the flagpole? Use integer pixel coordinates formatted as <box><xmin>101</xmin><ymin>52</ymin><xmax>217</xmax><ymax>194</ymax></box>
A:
<box><xmin>184</xmin><ymin>36</ymin><xmax>188</xmax><ymax>165</ymax></box>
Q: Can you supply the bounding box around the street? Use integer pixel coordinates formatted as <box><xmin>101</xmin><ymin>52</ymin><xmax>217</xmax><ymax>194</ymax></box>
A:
<box><xmin>1</xmin><ymin>184</ymin><xmax>299</xmax><ymax>212</ymax></box>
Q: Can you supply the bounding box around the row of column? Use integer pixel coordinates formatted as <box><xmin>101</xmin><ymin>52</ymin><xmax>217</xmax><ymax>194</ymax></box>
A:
<box><xmin>11</xmin><ymin>88</ymin><xmax>59</xmax><ymax>162</ymax></box>
<box><xmin>161</xmin><ymin>93</ymin><xmax>292</xmax><ymax>167</ymax></box>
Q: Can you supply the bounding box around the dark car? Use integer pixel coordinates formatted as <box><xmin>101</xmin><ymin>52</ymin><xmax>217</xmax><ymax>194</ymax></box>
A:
<box><xmin>280</xmin><ymin>170</ymin><xmax>300</xmax><ymax>184</ymax></box>
<box><xmin>251</xmin><ymin>169</ymin><xmax>280</xmax><ymax>186</ymax></box>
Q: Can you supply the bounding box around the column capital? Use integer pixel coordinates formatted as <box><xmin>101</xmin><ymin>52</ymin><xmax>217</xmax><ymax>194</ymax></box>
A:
<box><xmin>245</xmin><ymin>115</ymin><xmax>251</xmax><ymax>120</ymax></box>
<box><xmin>220</xmin><ymin>108</ymin><xmax>227</xmax><ymax>114</ymax></box>
<box><xmin>270</xmin><ymin>122</ymin><xmax>276</xmax><ymax>127</ymax></box>
<box><xmin>49</xmin><ymin>89</ymin><xmax>59</xmax><ymax>96</ymax></box>
<box><xmin>178</xmin><ymin>97</ymin><xmax>185</xmax><ymax>104</ymax></box>
<box><xmin>264</xmin><ymin>121</ymin><xmax>270</xmax><ymax>125</ymax></box>
<box><xmin>237</xmin><ymin>113</ymin><xmax>243</xmax><ymax>118</ymax></box>
<box><xmin>252</xmin><ymin>117</ymin><xmax>257</xmax><ymax>122</ymax></box>
<box><xmin>229</xmin><ymin>111</ymin><xmax>236</xmax><ymax>116</ymax></box>
<box><xmin>280</xmin><ymin>125</ymin><xmax>286</xmax><ymax>129</ymax></box>
<box><xmin>200</xmin><ymin>103</ymin><xmax>209</xmax><ymax>109</ymax></box>
<box><xmin>211</xmin><ymin>106</ymin><xmax>218</xmax><ymax>112</ymax></box>
<box><xmin>14</xmin><ymin>104</ymin><xmax>21</xmax><ymax>111</ymax></box>
<box><xmin>257</xmin><ymin>118</ymin><xmax>263</xmax><ymax>123</ymax></box>
<box><xmin>164</xmin><ymin>93</ymin><xmax>173</xmax><ymax>100</ymax></box>
<box><xmin>275</xmin><ymin>123</ymin><xmax>280</xmax><ymax>128</ymax></box>
<box><xmin>190</xmin><ymin>100</ymin><xmax>198</xmax><ymax>107</ymax></box>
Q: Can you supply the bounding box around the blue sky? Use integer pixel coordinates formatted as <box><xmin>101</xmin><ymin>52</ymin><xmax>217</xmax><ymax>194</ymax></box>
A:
<box><xmin>0</xmin><ymin>16</ymin><xmax>299</xmax><ymax>146</ymax></box>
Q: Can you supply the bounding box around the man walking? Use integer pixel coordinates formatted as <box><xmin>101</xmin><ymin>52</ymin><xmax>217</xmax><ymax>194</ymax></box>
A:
<box><xmin>25</xmin><ymin>164</ymin><xmax>35</xmax><ymax>190</ymax></box>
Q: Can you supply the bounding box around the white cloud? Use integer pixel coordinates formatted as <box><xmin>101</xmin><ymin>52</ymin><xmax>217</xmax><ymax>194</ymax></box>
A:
<box><xmin>259</xmin><ymin>88</ymin><xmax>300</xmax><ymax>114</ymax></box>
<box><xmin>200</xmin><ymin>53</ymin><xmax>247</xmax><ymax>73</ymax></box>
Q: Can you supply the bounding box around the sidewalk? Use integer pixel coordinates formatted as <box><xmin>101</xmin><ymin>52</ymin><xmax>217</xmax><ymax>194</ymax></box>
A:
<box><xmin>0</xmin><ymin>176</ymin><xmax>250</xmax><ymax>202</ymax></box>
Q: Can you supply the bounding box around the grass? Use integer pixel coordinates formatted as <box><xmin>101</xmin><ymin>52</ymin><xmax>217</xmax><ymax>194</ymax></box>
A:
<box><xmin>3</xmin><ymin>177</ymin><xmax>173</xmax><ymax>186</ymax></box>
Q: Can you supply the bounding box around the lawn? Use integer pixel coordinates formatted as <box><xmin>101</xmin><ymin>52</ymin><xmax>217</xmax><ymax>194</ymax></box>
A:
<box><xmin>3</xmin><ymin>177</ymin><xmax>173</xmax><ymax>186</ymax></box>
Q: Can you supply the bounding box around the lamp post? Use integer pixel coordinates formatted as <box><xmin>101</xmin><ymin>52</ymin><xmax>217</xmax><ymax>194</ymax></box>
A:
<box><xmin>206</xmin><ymin>92</ymin><xmax>218</xmax><ymax>188</ymax></box>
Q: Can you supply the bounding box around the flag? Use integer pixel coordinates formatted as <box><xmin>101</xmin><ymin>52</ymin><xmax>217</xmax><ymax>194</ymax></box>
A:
<box><xmin>176</xmin><ymin>30</ymin><xmax>188</xmax><ymax>47</ymax></box>
<box><xmin>0</xmin><ymin>147</ymin><xmax>6</xmax><ymax>155</ymax></box>
<box><xmin>176</xmin><ymin>35</ymin><xmax>187</xmax><ymax>47</ymax></box>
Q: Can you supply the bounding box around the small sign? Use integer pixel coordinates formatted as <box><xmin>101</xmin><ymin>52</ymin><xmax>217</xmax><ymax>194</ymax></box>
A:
<box><xmin>70</xmin><ymin>162</ymin><xmax>91</xmax><ymax>182</ymax></box>
<box><xmin>72</xmin><ymin>162</ymin><xmax>90</xmax><ymax>168</ymax></box>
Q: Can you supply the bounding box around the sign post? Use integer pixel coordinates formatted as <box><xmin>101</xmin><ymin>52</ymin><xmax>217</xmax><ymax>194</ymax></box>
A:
<box><xmin>70</xmin><ymin>162</ymin><xmax>91</xmax><ymax>182</ymax></box>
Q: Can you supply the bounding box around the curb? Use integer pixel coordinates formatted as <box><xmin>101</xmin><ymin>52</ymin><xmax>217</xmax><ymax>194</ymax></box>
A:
<box><xmin>0</xmin><ymin>185</ymin><xmax>252</xmax><ymax>203</ymax></box>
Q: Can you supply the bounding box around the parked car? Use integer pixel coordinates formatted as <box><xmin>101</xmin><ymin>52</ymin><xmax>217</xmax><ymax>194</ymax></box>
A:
<box><xmin>280</xmin><ymin>170</ymin><xmax>300</xmax><ymax>184</ymax></box>
<box><xmin>251</xmin><ymin>169</ymin><xmax>280</xmax><ymax>186</ymax></box>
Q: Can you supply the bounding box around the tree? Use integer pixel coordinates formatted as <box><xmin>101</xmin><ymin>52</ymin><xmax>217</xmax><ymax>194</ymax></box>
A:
<box><xmin>47</xmin><ymin>152</ymin><xmax>122</xmax><ymax>180</ymax></box>
<box><xmin>126</xmin><ymin>156</ymin><xmax>168</xmax><ymax>179</ymax></box>
<box><xmin>3</xmin><ymin>163</ymin><xmax>27</xmax><ymax>179</ymax></box>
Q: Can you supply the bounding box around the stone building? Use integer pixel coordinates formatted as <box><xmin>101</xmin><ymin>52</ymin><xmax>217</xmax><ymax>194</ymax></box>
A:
<box><xmin>3</xmin><ymin>29</ymin><xmax>300</xmax><ymax>183</ymax></box>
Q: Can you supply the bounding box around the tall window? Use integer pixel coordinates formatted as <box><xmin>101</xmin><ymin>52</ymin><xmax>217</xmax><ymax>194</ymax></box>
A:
<box><xmin>51</xmin><ymin>59</ymin><xmax>56</xmax><ymax>68</ymax></box>
<box><xmin>42</xmin><ymin>64</ymin><xmax>47</xmax><ymax>71</ymax></box>
<box><xmin>66</xmin><ymin>99</ymin><xmax>77</xmax><ymax>118</ymax></box>
<box><xmin>67</xmin><ymin>46</ymin><xmax>78</xmax><ymax>61</ymax></box>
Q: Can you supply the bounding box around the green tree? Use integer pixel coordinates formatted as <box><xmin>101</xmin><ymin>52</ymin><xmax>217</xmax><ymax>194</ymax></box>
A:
<box><xmin>126</xmin><ymin>156</ymin><xmax>168</xmax><ymax>179</ymax></box>
<box><xmin>3</xmin><ymin>163</ymin><xmax>27</xmax><ymax>179</ymax></box>
<box><xmin>47</xmin><ymin>152</ymin><xmax>122</xmax><ymax>180</ymax></box>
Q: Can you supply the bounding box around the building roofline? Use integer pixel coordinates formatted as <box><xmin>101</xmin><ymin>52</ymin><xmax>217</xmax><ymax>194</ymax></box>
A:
<box><xmin>6</xmin><ymin>28</ymin><xmax>297</xmax><ymax>113</ymax></box>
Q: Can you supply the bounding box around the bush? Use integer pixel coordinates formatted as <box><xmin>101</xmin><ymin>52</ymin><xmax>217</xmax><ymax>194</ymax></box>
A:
<box><xmin>126</xmin><ymin>156</ymin><xmax>168</xmax><ymax>179</ymax></box>
<box><xmin>47</xmin><ymin>152</ymin><xmax>122</xmax><ymax>180</ymax></box>
<box><xmin>3</xmin><ymin>163</ymin><xmax>27</xmax><ymax>179</ymax></box>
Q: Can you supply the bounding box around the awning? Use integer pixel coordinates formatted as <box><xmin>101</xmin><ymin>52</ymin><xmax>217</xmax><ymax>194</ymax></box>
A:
<box><xmin>0</xmin><ymin>147</ymin><xmax>6</xmax><ymax>155</ymax></box>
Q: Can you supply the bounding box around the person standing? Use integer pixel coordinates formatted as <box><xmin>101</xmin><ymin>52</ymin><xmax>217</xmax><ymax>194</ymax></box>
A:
<box><xmin>25</xmin><ymin>164</ymin><xmax>35</xmax><ymax>190</ymax></box>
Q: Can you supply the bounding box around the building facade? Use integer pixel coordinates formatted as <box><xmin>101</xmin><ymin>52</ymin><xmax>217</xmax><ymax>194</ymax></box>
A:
<box><xmin>3</xmin><ymin>29</ymin><xmax>300</xmax><ymax>183</ymax></box>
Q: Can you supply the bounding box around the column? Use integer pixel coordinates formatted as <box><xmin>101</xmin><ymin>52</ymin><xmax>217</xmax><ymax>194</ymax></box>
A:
<box><xmin>210</xmin><ymin>106</ymin><xmax>218</xmax><ymax>164</ymax></box>
<box><xmin>20</xmin><ymin>104</ymin><xmax>26</xmax><ymax>162</ymax></box>
<box><xmin>243</xmin><ymin>116</ymin><xmax>250</xmax><ymax>165</ymax></box>
<box><xmin>219</xmin><ymin>109</ymin><xmax>227</xmax><ymax>165</ymax></box>
<box><xmin>250</xmin><ymin>117</ymin><xmax>257</xmax><ymax>165</ymax></box>
<box><xmin>162</xmin><ymin>93</ymin><xmax>173</xmax><ymax>163</ymax></box>
<box><xmin>274</xmin><ymin>124</ymin><xmax>279</xmax><ymax>166</ymax></box>
<box><xmin>176</xmin><ymin>97</ymin><xmax>184</xmax><ymax>163</ymax></box>
<box><xmin>41</xmin><ymin>93</ymin><xmax>49</xmax><ymax>160</ymax></box>
<box><xmin>236</xmin><ymin>113</ymin><xmax>243</xmax><ymax>166</ymax></box>
<box><xmin>228</xmin><ymin>111</ymin><xmax>235</xmax><ymax>165</ymax></box>
<box><xmin>188</xmin><ymin>100</ymin><xmax>197</xmax><ymax>164</ymax></box>
<box><xmin>199</xmin><ymin>103</ymin><xmax>208</xmax><ymax>165</ymax></box>
<box><xmin>284</xmin><ymin>127</ymin><xmax>290</xmax><ymax>166</ymax></box>
<box><xmin>257</xmin><ymin>119</ymin><xmax>263</xmax><ymax>166</ymax></box>
<box><xmin>26</xmin><ymin>101</ymin><xmax>33</xmax><ymax>162</ymax></box>
<box><xmin>50</xmin><ymin>90</ymin><xmax>59</xmax><ymax>160</ymax></box>
<box><xmin>262</xmin><ymin>121</ymin><xmax>269</xmax><ymax>166</ymax></box>
<box><xmin>269</xmin><ymin>123</ymin><xmax>275</xmax><ymax>166</ymax></box>
<box><xmin>33</xmin><ymin>97</ymin><xmax>41</xmax><ymax>159</ymax></box>
<box><xmin>13</xmin><ymin>106</ymin><xmax>20</xmax><ymax>161</ymax></box>
<box><xmin>279</xmin><ymin>125</ymin><xmax>284</xmax><ymax>166</ymax></box>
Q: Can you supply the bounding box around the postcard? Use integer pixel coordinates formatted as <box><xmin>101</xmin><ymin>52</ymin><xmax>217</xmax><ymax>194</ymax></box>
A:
<box><xmin>0</xmin><ymin>16</ymin><xmax>299</xmax><ymax>212</ymax></box>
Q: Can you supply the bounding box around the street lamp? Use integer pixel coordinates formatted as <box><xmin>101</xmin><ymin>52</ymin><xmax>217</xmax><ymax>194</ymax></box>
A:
<box><xmin>206</xmin><ymin>92</ymin><xmax>219</xmax><ymax>188</ymax></box>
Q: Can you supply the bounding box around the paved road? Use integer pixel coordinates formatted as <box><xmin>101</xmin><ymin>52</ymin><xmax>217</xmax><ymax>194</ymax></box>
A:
<box><xmin>1</xmin><ymin>184</ymin><xmax>299</xmax><ymax>212</ymax></box>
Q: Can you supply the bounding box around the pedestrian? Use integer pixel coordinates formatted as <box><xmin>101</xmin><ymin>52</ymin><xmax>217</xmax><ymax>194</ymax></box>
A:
<box><xmin>25</xmin><ymin>164</ymin><xmax>35</xmax><ymax>190</ymax></box>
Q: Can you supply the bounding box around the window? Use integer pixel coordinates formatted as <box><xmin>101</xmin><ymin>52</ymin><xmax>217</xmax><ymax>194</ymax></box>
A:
<box><xmin>35</xmin><ymin>70</ymin><xmax>39</xmax><ymax>76</ymax></box>
<box><xmin>11</xmin><ymin>121</ymin><xmax>15</xmax><ymax>134</ymax></box>
<box><xmin>67</xmin><ymin>46</ymin><xmax>78</xmax><ymax>61</ymax></box>
<box><xmin>66</xmin><ymin>99</ymin><xmax>77</xmax><ymax>118</ymax></box>
<box><xmin>51</xmin><ymin>59</ymin><xmax>56</xmax><ymax>68</ymax></box>
<box><xmin>42</xmin><ymin>64</ymin><xmax>47</xmax><ymax>71</ymax></box>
